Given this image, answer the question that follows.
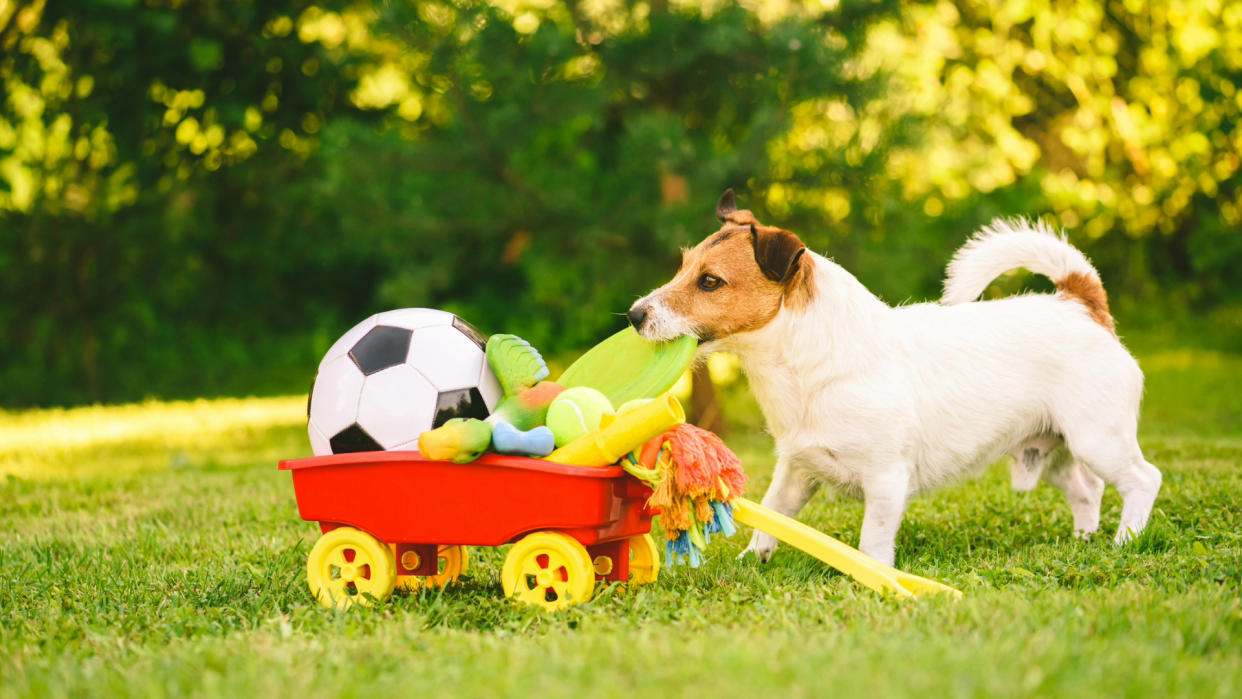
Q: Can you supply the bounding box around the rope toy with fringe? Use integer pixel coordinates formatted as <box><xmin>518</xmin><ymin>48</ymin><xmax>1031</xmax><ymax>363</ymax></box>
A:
<box><xmin>623</xmin><ymin>423</ymin><xmax>747</xmax><ymax>567</ymax></box>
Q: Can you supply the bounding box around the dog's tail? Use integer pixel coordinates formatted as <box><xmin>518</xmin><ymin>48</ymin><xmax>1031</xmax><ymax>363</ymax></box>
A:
<box><xmin>942</xmin><ymin>218</ymin><xmax>1114</xmax><ymax>333</ymax></box>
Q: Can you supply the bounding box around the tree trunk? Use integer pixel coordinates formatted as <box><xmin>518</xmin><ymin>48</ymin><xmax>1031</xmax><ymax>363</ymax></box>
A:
<box><xmin>689</xmin><ymin>363</ymin><xmax>725</xmax><ymax>434</ymax></box>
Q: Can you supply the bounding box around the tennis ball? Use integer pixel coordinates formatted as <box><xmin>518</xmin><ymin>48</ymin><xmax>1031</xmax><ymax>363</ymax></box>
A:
<box><xmin>546</xmin><ymin>387</ymin><xmax>614</xmax><ymax>447</ymax></box>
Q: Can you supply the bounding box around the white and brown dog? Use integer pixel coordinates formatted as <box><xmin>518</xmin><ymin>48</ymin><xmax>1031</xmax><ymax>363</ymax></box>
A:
<box><xmin>627</xmin><ymin>190</ymin><xmax>1161</xmax><ymax>566</ymax></box>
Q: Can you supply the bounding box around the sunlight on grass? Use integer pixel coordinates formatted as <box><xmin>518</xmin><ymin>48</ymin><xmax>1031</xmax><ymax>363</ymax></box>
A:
<box><xmin>0</xmin><ymin>396</ymin><xmax>309</xmax><ymax>480</ymax></box>
<box><xmin>0</xmin><ymin>396</ymin><xmax>305</xmax><ymax>451</ymax></box>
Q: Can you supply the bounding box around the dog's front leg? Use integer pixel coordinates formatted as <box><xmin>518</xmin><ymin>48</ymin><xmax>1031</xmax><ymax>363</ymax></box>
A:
<box><xmin>740</xmin><ymin>455</ymin><xmax>820</xmax><ymax>562</ymax></box>
<box><xmin>858</xmin><ymin>469</ymin><xmax>911</xmax><ymax>567</ymax></box>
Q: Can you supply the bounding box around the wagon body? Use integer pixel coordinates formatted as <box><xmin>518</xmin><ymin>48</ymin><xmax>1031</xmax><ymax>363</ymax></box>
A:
<box><xmin>280</xmin><ymin>450</ymin><xmax>660</xmax><ymax>609</ymax></box>
<box><xmin>278</xmin><ymin>451</ymin><xmax>654</xmax><ymax>547</ymax></box>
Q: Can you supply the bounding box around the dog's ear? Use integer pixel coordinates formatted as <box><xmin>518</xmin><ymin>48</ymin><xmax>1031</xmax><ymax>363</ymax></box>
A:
<box><xmin>716</xmin><ymin>189</ymin><xmax>737</xmax><ymax>222</ymax></box>
<box><xmin>751</xmin><ymin>226</ymin><xmax>807</xmax><ymax>283</ymax></box>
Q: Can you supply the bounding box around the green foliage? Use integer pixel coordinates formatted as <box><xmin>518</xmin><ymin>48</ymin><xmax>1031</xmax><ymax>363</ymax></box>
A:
<box><xmin>2</xmin><ymin>1</ymin><xmax>1241</xmax><ymax>406</ymax></box>
<box><xmin>0</xmin><ymin>0</ymin><xmax>894</xmax><ymax>406</ymax></box>
<box><xmin>1</xmin><ymin>0</ymin><xmax>369</xmax><ymax>405</ymax></box>
<box><xmin>800</xmin><ymin>0</ymin><xmax>1242</xmax><ymax>307</ymax></box>
<box><xmin>2</xmin><ymin>343</ymin><xmax>1241</xmax><ymax>696</ymax></box>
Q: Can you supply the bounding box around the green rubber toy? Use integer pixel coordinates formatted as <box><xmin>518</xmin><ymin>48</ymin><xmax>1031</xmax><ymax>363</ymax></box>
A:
<box><xmin>556</xmin><ymin>327</ymin><xmax>697</xmax><ymax>407</ymax></box>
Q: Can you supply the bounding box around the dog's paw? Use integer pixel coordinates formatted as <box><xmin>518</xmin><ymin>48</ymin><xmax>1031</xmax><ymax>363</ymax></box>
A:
<box><xmin>1114</xmin><ymin>525</ymin><xmax>1143</xmax><ymax>546</ymax></box>
<box><xmin>739</xmin><ymin>531</ymin><xmax>778</xmax><ymax>562</ymax></box>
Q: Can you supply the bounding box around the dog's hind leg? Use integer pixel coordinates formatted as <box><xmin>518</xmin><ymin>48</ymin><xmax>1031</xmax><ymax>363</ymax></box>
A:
<box><xmin>1060</xmin><ymin>416</ymin><xmax>1161</xmax><ymax>544</ymax></box>
<box><xmin>740</xmin><ymin>454</ymin><xmax>820</xmax><ymax>563</ymax></box>
<box><xmin>1039</xmin><ymin>452</ymin><xmax>1104</xmax><ymax>538</ymax></box>
<box><xmin>1082</xmin><ymin>445</ymin><xmax>1160</xmax><ymax>544</ymax></box>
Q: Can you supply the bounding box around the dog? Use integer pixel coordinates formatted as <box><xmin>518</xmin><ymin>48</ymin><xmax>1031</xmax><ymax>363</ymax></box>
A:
<box><xmin>627</xmin><ymin>190</ymin><xmax>1161</xmax><ymax>566</ymax></box>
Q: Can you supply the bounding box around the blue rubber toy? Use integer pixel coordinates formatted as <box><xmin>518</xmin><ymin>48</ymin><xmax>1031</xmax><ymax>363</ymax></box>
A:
<box><xmin>490</xmin><ymin>422</ymin><xmax>555</xmax><ymax>457</ymax></box>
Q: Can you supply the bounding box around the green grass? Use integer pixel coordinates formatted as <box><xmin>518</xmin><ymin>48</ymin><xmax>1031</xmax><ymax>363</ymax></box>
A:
<box><xmin>3</xmin><ymin>348</ymin><xmax>1241</xmax><ymax>698</ymax></box>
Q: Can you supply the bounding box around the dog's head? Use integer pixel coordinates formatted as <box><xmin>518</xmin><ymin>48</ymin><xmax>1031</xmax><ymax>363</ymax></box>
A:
<box><xmin>628</xmin><ymin>189</ymin><xmax>814</xmax><ymax>342</ymax></box>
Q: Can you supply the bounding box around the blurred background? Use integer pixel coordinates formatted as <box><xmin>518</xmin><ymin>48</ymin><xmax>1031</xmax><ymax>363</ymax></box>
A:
<box><xmin>3</xmin><ymin>0</ymin><xmax>1240</xmax><ymax>409</ymax></box>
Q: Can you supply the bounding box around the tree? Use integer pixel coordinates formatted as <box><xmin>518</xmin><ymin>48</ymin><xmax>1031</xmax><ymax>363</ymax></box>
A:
<box><xmin>1</xmin><ymin>1</ymin><xmax>368</xmax><ymax>404</ymax></box>
<box><xmin>1</xmin><ymin>0</ymin><xmax>899</xmax><ymax>406</ymax></box>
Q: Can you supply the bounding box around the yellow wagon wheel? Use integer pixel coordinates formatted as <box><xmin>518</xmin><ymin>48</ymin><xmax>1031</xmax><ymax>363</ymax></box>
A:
<box><xmin>628</xmin><ymin>533</ymin><xmax>660</xmax><ymax>585</ymax></box>
<box><xmin>306</xmin><ymin>527</ymin><xmax>397</xmax><ymax>610</ymax></box>
<box><xmin>394</xmin><ymin>545</ymin><xmax>470</xmax><ymax>591</ymax></box>
<box><xmin>501</xmin><ymin>532</ymin><xmax>595</xmax><ymax>611</ymax></box>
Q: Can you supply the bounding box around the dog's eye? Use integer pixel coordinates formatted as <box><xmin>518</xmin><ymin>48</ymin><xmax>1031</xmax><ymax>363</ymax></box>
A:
<box><xmin>698</xmin><ymin>274</ymin><xmax>724</xmax><ymax>291</ymax></box>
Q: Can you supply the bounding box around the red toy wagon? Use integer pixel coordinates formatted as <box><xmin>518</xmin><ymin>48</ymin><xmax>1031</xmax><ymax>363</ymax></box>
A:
<box><xmin>279</xmin><ymin>451</ymin><xmax>660</xmax><ymax>610</ymax></box>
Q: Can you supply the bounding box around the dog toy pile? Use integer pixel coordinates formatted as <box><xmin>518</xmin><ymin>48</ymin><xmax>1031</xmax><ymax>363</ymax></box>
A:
<box><xmin>414</xmin><ymin>327</ymin><xmax>751</xmax><ymax>566</ymax></box>
<box><xmin>623</xmin><ymin>422</ymin><xmax>747</xmax><ymax>566</ymax></box>
<box><xmin>417</xmin><ymin>329</ymin><xmax>698</xmax><ymax>467</ymax></box>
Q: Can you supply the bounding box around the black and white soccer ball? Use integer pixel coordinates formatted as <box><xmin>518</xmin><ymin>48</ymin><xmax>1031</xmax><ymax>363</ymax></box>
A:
<box><xmin>307</xmin><ymin>308</ymin><xmax>502</xmax><ymax>456</ymax></box>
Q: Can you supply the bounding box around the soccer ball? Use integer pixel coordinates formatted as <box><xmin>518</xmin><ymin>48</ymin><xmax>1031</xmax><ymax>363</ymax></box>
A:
<box><xmin>306</xmin><ymin>308</ymin><xmax>502</xmax><ymax>456</ymax></box>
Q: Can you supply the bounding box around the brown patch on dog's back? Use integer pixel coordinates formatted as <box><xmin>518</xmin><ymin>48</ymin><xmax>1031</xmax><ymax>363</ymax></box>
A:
<box><xmin>1057</xmin><ymin>271</ymin><xmax>1115</xmax><ymax>333</ymax></box>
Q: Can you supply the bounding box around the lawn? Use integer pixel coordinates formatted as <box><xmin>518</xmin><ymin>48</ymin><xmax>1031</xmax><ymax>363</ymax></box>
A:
<box><xmin>2</xmin><ymin>343</ymin><xmax>1240</xmax><ymax>698</ymax></box>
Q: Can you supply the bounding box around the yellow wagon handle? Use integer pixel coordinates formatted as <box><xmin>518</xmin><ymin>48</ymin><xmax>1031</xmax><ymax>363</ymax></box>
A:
<box><xmin>731</xmin><ymin>498</ymin><xmax>962</xmax><ymax>599</ymax></box>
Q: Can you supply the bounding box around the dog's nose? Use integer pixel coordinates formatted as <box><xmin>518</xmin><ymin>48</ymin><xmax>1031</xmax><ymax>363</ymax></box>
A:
<box><xmin>627</xmin><ymin>305</ymin><xmax>648</xmax><ymax>331</ymax></box>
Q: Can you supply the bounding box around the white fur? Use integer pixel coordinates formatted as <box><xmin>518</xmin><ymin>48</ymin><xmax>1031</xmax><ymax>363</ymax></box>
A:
<box><xmin>633</xmin><ymin>219</ymin><xmax>1160</xmax><ymax>566</ymax></box>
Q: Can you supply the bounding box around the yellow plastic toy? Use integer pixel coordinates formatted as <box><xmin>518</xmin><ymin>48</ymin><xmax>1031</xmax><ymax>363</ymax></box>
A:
<box><xmin>545</xmin><ymin>392</ymin><xmax>685</xmax><ymax>467</ymax></box>
<box><xmin>731</xmin><ymin>498</ymin><xmax>961</xmax><ymax>598</ymax></box>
